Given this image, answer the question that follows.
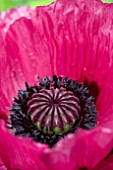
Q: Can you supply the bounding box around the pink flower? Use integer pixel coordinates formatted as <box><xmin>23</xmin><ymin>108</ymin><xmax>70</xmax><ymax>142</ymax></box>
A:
<box><xmin>0</xmin><ymin>0</ymin><xmax>113</xmax><ymax>169</ymax></box>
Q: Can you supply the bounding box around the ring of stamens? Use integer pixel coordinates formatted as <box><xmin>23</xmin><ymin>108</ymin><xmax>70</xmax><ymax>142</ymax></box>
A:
<box><xmin>10</xmin><ymin>75</ymin><xmax>97</xmax><ymax>147</ymax></box>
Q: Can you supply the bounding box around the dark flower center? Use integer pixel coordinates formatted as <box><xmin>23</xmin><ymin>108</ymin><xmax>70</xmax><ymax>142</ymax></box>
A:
<box><xmin>9</xmin><ymin>75</ymin><xmax>97</xmax><ymax>147</ymax></box>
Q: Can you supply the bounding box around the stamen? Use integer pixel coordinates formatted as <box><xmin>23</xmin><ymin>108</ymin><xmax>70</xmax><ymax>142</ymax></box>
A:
<box><xmin>10</xmin><ymin>75</ymin><xmax>97</xmax><ymax>147</ymax></box>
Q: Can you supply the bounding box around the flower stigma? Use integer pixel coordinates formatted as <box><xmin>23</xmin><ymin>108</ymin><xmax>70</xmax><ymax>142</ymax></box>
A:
<box><xmin>9</xmin><ymin>75</ymin><xmax>97</xmax><ymax>147</ymax></box>
<box><xmin>27</xmin><ymin>88</ymin><xmax>80</xmax><ymax>134</ymax></box>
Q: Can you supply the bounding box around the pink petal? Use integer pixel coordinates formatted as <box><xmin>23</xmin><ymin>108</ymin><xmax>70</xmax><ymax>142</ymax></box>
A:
<box><xmin>33</xmin><ymin>0</ymin><xmax>113</xmax><ymax>122</ymax></box>
<box><xmin>29</xmin><ymin>0</ymin><xmax>113</xmax><ymax>169</ymax></box>
<box><xmin>92</xmin><ymin>153</ymin><xmax>113</xmax><ymax>170</ymax></box>
<box><xmin>0</xmin><ymin>120</ymin><xmax>47</xmax><ymax>170</ymax></box>
<box><xmin>0</xmin><ymin>17</ymin><xmax>54</xmax><ymax>118</ymax></box>
<box><xmin>0</xmin><ymin>7</ymin><xmax>32</xmax><ymax>118</ymax></box>
<box><xmin>0</xmin><ymin>31</ymin><xmax>9</xmax><ymax>120</ymax></box>
<box><xmin>4</xmin><ymin>0</ymin><xmax>113</xmax><ymax>121</ymax></box>
<box><xmin>31</xmin><ymin>0</ymin><xmax>113</xmax><ymax>132</ymax></box>
<box><xmin>40</xmin><ymin>127</ymin><xmax>113</xmax><ymax>170</ymax></box>
<box><xmin>0</xmin><ymin>158</ymin><xmax>7</xmax><ymax>170</ymax></box>
<box><xmin>0</xmin><ymin>123</ymin><xmax>7</xmax><ymax>170</ymax></box>
<box><xmin>0</xmin><ymin>28</ymin><xmax>26</xmax><ymax>119</ymax></box>
<box><xmin>0</xmin><ymin>6</ymin><xmax>32</xmax><ymax>38</ymax></box>
<box><xmin>31</xmin><ymin>0</ymin><xmax>113</xmax><ymax>113</ymax></box>
<box><xmin>6</xmin><ymin>17</ymin><xmax>54</xmax><ymax>83</ymax></box>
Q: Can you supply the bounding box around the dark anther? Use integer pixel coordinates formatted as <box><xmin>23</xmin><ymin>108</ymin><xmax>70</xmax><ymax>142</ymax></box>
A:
<box><xmin>10</xmin><ymin>75</ymin><xmax>97</xmax><ymax>147</ymax></box>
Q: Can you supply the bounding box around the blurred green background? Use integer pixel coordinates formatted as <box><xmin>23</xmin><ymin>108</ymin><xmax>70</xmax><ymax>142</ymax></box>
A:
<box><xmin>0</xmin><ymin>0</ymin><xmax>113</xmax><ymax>11</ymax></box>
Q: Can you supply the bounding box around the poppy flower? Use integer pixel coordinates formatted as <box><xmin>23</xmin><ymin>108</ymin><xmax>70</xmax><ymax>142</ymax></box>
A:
<box><xmin>0</xmin><ymin>0</ymin><xmax>113</xmax><ymax>169</ymax></box>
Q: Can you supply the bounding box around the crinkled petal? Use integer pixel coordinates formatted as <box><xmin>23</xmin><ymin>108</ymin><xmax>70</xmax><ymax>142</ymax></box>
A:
<box><xmin>0</xmin><ymin>31</ymin><xmax>9</xmax><ymax>120</ymax></box>
<box><xmin>32</xmin><ymin>0</ymin><xmax>113</xmax><ymax>123</ymax></box>
<box><xmin>92</xmin><ymin>153</ymin><xmax>113</xmax><ymax>170</ymax></box>
<box><xmin>30</xmin><ymin>0</ymin><xmax>113</xmax><ymax>169</ymax></box>
<box><xmin>4</xmin><ymin>0</ymin><xmax>113</xmax><ymax>123</ymax></box>
<box><xmin>0</xmin><ymin>7</ymin><xmax>32</xmax><ymax>117</ymax></box>
<box><xmin>0</xmin><ymin>17</ymin><xmax>54</xmax><ymax>118</ymax></box>
<box><xmin>0</xmin><ymin>6</ymin><xmax>32</xmax><ymax>38</ymax></box>
<box><xmin>40</xmin><ymin>128</ymin><xmax>113</xmax><ymax>170</ymax></box>
<box><xmin>0</xmin><ymin>28</ymin><xmax>26</xmax><ymax>119</ymax></box>
<box><xmin>6</xmin><ymin>17</ymin><xmax>54</xmax><ymax>83</ymax></box>
<box><xmin>0</xmin><ymin>120</ymin><xmax>47</xmax><ymax>170</ymax></box>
